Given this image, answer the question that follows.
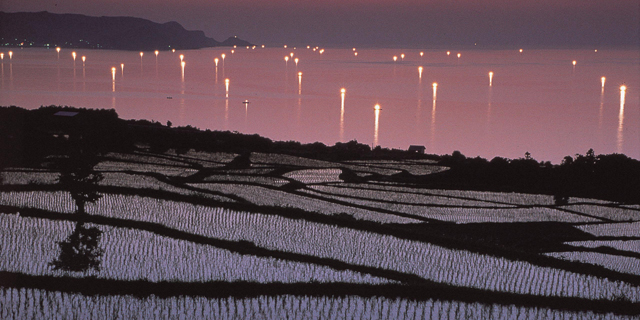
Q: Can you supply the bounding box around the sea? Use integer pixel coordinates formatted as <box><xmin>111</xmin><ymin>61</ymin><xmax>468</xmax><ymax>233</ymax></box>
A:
<box><xmin>1</xmin><ymin>46</ymin><xmax>638</xmax><ymax>163</ymax></box>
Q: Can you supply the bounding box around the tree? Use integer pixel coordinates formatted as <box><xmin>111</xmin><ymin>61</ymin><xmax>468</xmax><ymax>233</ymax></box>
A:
<box><xmin>56</xmin><ymin>150</ymin><xmax>103</xmax><ymax>215</ymax></box>
<box><xmin>50</xmin><ymin>224</ymin><xmax>104</xmax><ymax>271</ymax></box>
<box><xmin>50</xmin><ymin>141</ymin><xmax>104</xmax><ymax>271</ymax></box>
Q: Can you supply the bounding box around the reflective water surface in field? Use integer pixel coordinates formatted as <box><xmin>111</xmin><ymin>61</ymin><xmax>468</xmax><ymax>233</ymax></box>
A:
<box><xmin>1</xmin><ymin>47</ymin><xmax>638</xmax><ymax>163</ymax></box>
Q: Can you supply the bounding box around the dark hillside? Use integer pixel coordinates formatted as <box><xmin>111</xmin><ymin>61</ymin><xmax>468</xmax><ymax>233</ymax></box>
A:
<box><xmin>0</xmin><ymin>11</ymin><xmax>252</xmax><ymax>50</ymax></box>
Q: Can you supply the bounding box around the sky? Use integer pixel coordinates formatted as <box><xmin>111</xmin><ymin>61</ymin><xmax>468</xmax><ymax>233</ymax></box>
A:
<box><xmin>3</xmin><ymin>0</ymin><xmax>639</xmax><ymax>48</ymax></box>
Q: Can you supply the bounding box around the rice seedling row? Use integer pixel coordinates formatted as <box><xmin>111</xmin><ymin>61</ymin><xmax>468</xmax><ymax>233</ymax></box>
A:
<box><xmin>95</xmin><ymin>162</ymin><xmax>198</xmax><ymax>177</ymax></box>
<box><xmin>185</xmin><ymin>183</ymin><xmax>417</xmax><ymax>223</ymax></box>
<box><xmin>165</xmin><ymin>150</ymin><xmax>239</xmax><ymax>165</ymax></box>
<box><xmin>300</xmin><ymin>189</ymin><xmax>597</xmax><ymax>223</ymax></box>
<box><xmin>309</xmin><ymin>185</ymin><xmax>514</xmax><ymax>208</ymax></box>
<box><xmin>0</xmin><ymin>191</ymin><xmax>76</xmax><ymax>214</ymax></box>
<box><xmin>0</xmin><ymin>171</ymin><xmax>59</xmax><ymax>186</ymax></box>
<box><xmin>0</xmin><ymin>214</ymin><xmax>388</xmax><ymax>284</ymax></box>
<box><xmin>76</xmin><ymin>194</ymin><xmax>640</xmax><ymax>302</ymax></box>
<box><xmin>342</xmin><ymin>160</ymin><xmax>447</xmax><ymax>175</ymax></box>
<box><xmin>201</xmin><ymin>175</ymin><xmax>288</xmax><ymax>187</ymax></box>
<box><xmin>102</xmin><ymin>152</ymin><xmax>194</xmax><ymax>168</ymax></box>
<box><xmin>250</xmin><ymin>153</ymin><xmax>405</xmax><ymax>176</ymax></box>
<box><xmin>577</xmin><ymin>222</ymin><xmax>640</xmax><ymax>237</ymax></box>
<box><xmin>1</xmin><ymin>287</ymin><xmax>635</xmax><ymax>319</ymax></box>
<box><xmin>560</xmin><ymin>204</ymin><xmax>640</xmax><ymax>222</ymax></box>
<box><xmin>544</xmin><ymin>252</ymin><xmax>640</xmax><ymax>276</ymax></box>
<box><xmin>565</xmin><ymin>240</ymin><xmax>640</xmax><ymax>254</ymax></box>
<box><xmin>283</xmin><ymin>169</ymin><xmax>344</xmax><ymax>184</ymax></box>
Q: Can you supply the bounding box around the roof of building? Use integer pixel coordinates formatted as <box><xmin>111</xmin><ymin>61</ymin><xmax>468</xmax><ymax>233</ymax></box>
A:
<box><xmin>53</xmin><ymin>111</ymin><xmax>79</xmax><ymax>117</ymax></box>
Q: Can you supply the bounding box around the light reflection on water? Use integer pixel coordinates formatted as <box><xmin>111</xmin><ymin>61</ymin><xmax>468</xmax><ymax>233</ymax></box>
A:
<box><xmin>0</xmin><ymin>47</ymin><xmax>638</xmax><ymax>163</ymax></box>
<box><xmin>618</xmin><ymin>86</ymin><xmax>626</xmax><ymax>154</ymax></box>
<box><xmin>373</xmin><ymin>105</ymin><xmax>380</xmax><ymax>147</ymax></box>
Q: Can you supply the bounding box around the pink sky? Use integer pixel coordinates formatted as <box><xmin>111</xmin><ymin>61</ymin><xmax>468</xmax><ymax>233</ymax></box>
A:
<box><xmin>3</xmin><ymin>0</ymin><xmax>638</xmax><ymax>47</ymax></box>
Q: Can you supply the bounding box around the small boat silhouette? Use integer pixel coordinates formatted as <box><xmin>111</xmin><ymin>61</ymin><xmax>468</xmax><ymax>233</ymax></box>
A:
<box><xmin>167</xmin><ymin>96</ymin><xmax>173</xmax><ymax>99</ymax></box>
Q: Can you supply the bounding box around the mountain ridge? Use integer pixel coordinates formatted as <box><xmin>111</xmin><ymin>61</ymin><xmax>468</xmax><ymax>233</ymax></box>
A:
<box><xmin>0</xmin><ymin>11</ymin><xmax>252</xmax><ymax>50</ymax></box>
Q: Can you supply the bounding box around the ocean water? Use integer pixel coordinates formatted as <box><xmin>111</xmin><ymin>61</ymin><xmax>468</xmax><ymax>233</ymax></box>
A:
<box><xmin>0</xmin><ymin>47</ymin><xmax>637</xmax><ymax>163</ymax></box>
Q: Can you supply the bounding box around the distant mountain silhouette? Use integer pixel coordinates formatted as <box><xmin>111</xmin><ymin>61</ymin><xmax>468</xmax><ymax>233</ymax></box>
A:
<box><xmin>0</xmin><ymin>11</ymin><xmax>252</xmax><ymax>50</ymax></box>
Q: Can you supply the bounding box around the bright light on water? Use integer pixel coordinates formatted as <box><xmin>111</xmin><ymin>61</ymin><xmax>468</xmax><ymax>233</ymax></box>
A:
<box><xmin>393</xmin><ymin>56</ymin><xmax>397</xmax><ymax>62</ymax></box>
<box><xmin>418</xmin><ymin>66</ymin><xmax>423</xmax><ymax>79</ymax></box>
<box><xmin>180</xmin><ymin>54</ymin><xmax>184</xmax><ymax>62</ymax></box>
<box><xmin>601</xmin><ymin>77</ymin><xmax>606</xmax><ymax>89</ymax></box>
<box><xmin>446</xmin><ymin>51</ymin><xmax>450</xmax><ymax>56</ymax></box>
<box><xmin>155</xmin><ymin>50</ymin><xmax>159</xmax><ymax>56</ymax></box>
<box><xmin>618</xmin><ymin>85</ymin><xmax>627</xmax><ymax>153</ymax></box>
<box><xmin>374</xmin><ymin>104</ymin><xmax>380</xmax><ymax>147</ymax></box>
<box><xmin>340</xmin><ymin>88</ymin><xmax>346</xmax><ymax>141</ymax></box>
<box><xmin>4</xmin><ymin>48</ymin><xmax>638</xmax><ymax>163</ymax></box>
<box><xmin>572</xmin><ymin>60</ymin><xmax>577</xmax><ymax>66</ymax></box>
<box><xmin>489</xmin><ymin>71</ymin><xmax>494</xmax><ymax>87</ymax></box>
<box><xmin>72</xmin><ymin>52</ymin><xmax>76</xmax><ymax>61</ymax></box>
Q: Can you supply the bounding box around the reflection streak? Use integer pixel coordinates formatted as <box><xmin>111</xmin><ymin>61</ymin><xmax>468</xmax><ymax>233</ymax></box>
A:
<box><xmin>431</xmin><ymin>83</ymin><xmax>437</xmax><ymax>150</ymax></box>
<box><xmin>374</xmin><ymin>104</ymin><xmax>381</xmax><ymax>147</ymax></box>
<box><xmin>340</xmin><ymin>88</ymin><xmax>346</xmax><ymax>142</ymax></box>
<box><xmin>617</xmin><ymin>86</ymin><xmax>626</xmax><ymax>153</ymax></box>
<box><xmin>224</xmin><ymin>98</ymin><xmax>229</xmax><ymax>130</ymax></box>
<box><xmin>487</xmin><ymin>86</ymin><xmax>493</xmax><ymax>126</ymax></box>
<box><xmin>598</xmin><ymin>78</ymin><xmax>605</xmax><ymax>131</ymax></box>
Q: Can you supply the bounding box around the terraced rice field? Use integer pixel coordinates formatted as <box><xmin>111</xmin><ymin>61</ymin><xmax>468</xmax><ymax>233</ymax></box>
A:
<box><xmin>1</xmin><ymin>150</ymin><xmax>639</xmax><ymax>318</ymax></box>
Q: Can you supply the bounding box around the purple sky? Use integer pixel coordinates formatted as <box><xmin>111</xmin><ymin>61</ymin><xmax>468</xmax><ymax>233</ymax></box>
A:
<box><xmin>3</xmin><ymin>0</ymin><xmax>638</xmax><ymax>47</ymax></box>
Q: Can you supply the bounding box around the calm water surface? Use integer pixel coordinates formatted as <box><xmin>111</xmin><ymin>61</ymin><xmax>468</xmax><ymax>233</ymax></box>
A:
<box><xmin>1</xmin><ymin>47</ymin><xmax>638</xmax><ymax>163</ymax></box>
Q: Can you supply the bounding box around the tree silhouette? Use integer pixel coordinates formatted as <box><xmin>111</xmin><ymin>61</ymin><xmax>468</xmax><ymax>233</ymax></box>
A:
<box><xmin>56</xmin><ymin>149</ymin><xmax>103</xmax><ymax>215</ymax></box>
<box><xmin>50</xmin><ymin>223</ymin><xmax>104</xmax><ymax>272</ymax></box>
<box><xmin>50</xmin><ymin>142</ymin><xmax>104</xmax><ymax>272</ymax></box>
